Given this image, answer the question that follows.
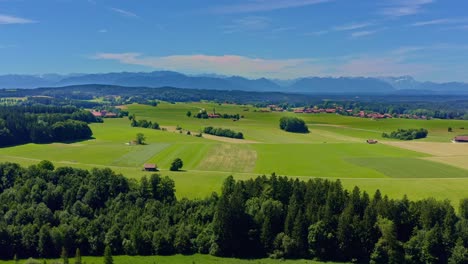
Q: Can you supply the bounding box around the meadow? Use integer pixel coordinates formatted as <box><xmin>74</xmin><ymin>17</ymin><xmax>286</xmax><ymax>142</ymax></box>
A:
<box><xmin>0</xmin><ymin>255</ymin><xmax>344</xmax><ymax>264</ymax></box>
<box><xmin>2</xmin><ymin>102</ymin><xmax>468</xmax><ymax>205</ymax></box>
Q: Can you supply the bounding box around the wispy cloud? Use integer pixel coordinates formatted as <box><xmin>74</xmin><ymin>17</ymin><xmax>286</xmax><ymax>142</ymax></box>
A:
<box><xmin>91</xmin><ymin>51</ymin><xmax>434</xmax><ymax>79</ymax></box>
<box><xmin>210</xmin><ymin>0</ymin><xmax>333</xmax><ymax>14</ymax></box>
<box><xmin>307</xmin><ymin>22</ymin><xmax>374</xmax><ymax>37</ymax></box>
<box><xmin>93</xmin><ymin>53</ymin><xmax>324</xmax><ymax>78</ymax></box>
<box><xmin>380</xmin><ymin>0</ymin><xmax>434</xmax><ymax>17</ymax></box>
<box><xmin>336</xmin><ymin>56</ymin><xmax>433</xmax><ymax>77</ymax></box>
<box><xmin>272</xmin><ymin>26</ymin><xmax>296</xmax><ymax>33</ymax></box>
<box><xmin>0</xmin><ymin>44</ymin><xmax>16</xmax><ymax>49</ymax></box>
<box><xmin>303</xmin><ymin>30</ymin><xmax>329</xmax><ymax>36</ymax></box>
<box><xmin>110</xmin><ymin>8</ymin><xmax>138</xmax><ymax>18</ymax></box>
<box><xmin>98</xmin><ymin>29</ymin><xmax>108</xmax><ymax>33</ymax></box>
<box><xmin>333</xmin><ymin>22</ymin><xmax>373</xmax><ymax>31</ymax></box>
<box><xmin>222</xmin><ymin>16</ymin><xmax>271</xmax><ymax>34</ymax></box>
<box><xmin>0</xmin><ymin>14</ymin><xmax>36</xmax><ymax>24</ymax></box>
<box><xmin>351</xmin><ymin>30</ymin><xmax>378</xmax><ymax>38</ymax></box>
<box><xmin>411</xmin><ymin>18</ymin><xmax>468</xmax><ymax>27</ymax></box>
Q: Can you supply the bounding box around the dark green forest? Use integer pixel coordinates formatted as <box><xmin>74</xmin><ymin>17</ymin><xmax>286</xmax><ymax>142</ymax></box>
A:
<box><xmin>1</xmin><ymin>162</ymin><xmax>468</xmax><ymax>263</ymax></box>
<box><xmin>0</xmin><ymin>106</ymin><xmax>98</xmax><ymax>147</ymax></box>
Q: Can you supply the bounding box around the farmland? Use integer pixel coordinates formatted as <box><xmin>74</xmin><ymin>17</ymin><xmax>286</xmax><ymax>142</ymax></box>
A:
<box><xmin>1</xmin><ymin>102</ymin><xmax>468</xmax><ymax>204</ymax></box>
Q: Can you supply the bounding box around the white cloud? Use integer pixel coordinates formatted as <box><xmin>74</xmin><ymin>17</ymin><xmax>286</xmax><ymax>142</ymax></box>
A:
<box><xmin>333</xmin><ymin>22</ymin><xmax>373</xmax><ymax>31</ymax></box>
<box><xmin>110</xmin><ymin>8</ymin><xmax>138</xmax><ymax>18</ymax></box>
<box><xmin>222</xmin><ymin>16</ymin><xmax>271</xmax><ymax>34</ymax></box>
<box><xmin>336</xmin><ymin>56</ymin><xmax>433</xmax><ymax>77</ymax></box>
<box><xmin>411</xmin><ymin>18</ymin><xmax>468</xmax><ymax>27</ymax></box>
<box><xmin>303</xmin><ymin>30</ymin><xmax>329</xmax><ymax>36</ymax></box>
<box><xmin>0</xmin><ymin>14</ymin><xmax>36</xmax><ymax>24</ymax></box>
<box><xmin>93</xmin><ymin>53</ymin><xmax>325</xmax><ymax>78</ymax></box>
<box><xmin>351</xmin><ymin>30</ymin><xmax>378</xmax><ymax>38</ymax></box>
<box><xmin>98</xmin><ymin>29</ymin><xmax>108</xmax><ymax>33</ymax></box>
<box><xmin>380</xmin><ymin>0</ymin><xmax>434</xmax><ymax>17</ymax></box>
<box><xmin>92</xmin><ymin>51</ymin><xmax>435</xmax><ymax>79</ymax></box>
<box><xmin>210</xmin><ymin>0</ymin><xmax>333</xmax><ymax>14</ymax></box>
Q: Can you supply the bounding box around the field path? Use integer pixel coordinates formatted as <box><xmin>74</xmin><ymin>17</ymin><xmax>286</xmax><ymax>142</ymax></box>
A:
<box><xmin>308</xmin><ymin>126</ymin><xmax>362</xmax><ymax>143</ymax></box>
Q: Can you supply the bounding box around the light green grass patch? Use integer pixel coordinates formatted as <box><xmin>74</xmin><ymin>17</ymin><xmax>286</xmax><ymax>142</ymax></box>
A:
<box><xmin>196</xmin><ymin>143</ymin><xmax>257</xmax><ymax>173</ymax></box>
<box><xmin>111</xmin><ymin>143</ymin><xmax>171</xmax><ymax>166</ymax></box>
<box><xmin>148</xmin><ymin>143</ymin><xmax>213</xmax><ymax>170</ymax></box>
<box><xmin>347</xmin><ymin>157</ymin><xmax>468</xmax><ymax>178</ymax></box>
<box><xmin>252</xmin><ymin>143</ymin><xmax>425</xmax><ymax>178</ymax></box>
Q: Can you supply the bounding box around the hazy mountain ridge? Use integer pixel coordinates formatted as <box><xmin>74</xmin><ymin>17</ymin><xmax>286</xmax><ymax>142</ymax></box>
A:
<box><xmin>1</xmin><ymin>71</ymin><xmax>468</xmax><ymax>94</ymax></box>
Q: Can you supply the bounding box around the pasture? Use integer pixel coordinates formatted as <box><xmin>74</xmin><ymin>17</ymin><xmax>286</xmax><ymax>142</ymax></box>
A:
<box><xmin>2</xmin><ymin>102</ymin><xmax>468</xmax><ymax>205</ymax></box>
<box><xmin>0</xmin><ymin>255</ymin><xmax>344</xmax><ymax>264</ymax></box>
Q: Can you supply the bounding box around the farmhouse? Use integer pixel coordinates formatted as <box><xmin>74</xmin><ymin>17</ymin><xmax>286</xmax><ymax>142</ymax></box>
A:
<box><xmin>453</xmin><ymin>136</ymin><xmax>468</xmax><ymax>143</ymax></box>
<box><xmin>91</xmin><ymin>110</ymin><xmax>118</xmax><ymax>118</ymax></box>
<box><xmin>91</xmin><ymin>110</ymin><xmax>104</xmax><ymax>117</ymax></box>
<box><xmin>208</xmin><ymin>113</ymin><xmax>220</xmax><ymax>118</ymax></box>
<box><xmin>143</xmin><ymin>163</ymin><xmax>158</xmax><ymax>171</ymax></box>
<box><xmin>105</xmin><ymin>112</ymin><xmax>118</xmax><ymax>118</ymax></box>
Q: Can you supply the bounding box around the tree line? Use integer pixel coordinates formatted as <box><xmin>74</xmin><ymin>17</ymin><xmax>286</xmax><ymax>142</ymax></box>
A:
<box><xmin>203</xmin><ymin>127</ymin><xmax>244</xmax><ymax>139</ymax></box>
<box><xmin>382</xmin><ymin>128</ymin><xmax>429</xmax><ymax>140</ymax></box>
<box><xmin>129</xmin><ymin>115</ymin><xmax>160</xmax><ymax>130</ymax></box>
<box><xmin>1</xmin><ymin>162</ymin><xmax>468</xmax><ymax>263</ymax></box>
<box><xmin>0</xmin><ymin>106</ymin><xmax>97</xmax><ymax>147</ymax></box>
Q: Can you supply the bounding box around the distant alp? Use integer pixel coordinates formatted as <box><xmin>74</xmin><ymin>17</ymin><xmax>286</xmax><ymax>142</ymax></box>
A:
<box><xmin>0</xmin><ymin>71</ymin><xmax>467</xmax><ymax>94</ymax></box>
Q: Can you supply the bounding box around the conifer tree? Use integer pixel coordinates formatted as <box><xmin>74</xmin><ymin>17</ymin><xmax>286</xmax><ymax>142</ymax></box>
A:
<box><xmin>61</xmin><ymin>247</ymin><xmax>69</xmax><ymax>264</ymax></box>
<box><xmin>104</xmin><ymin>245</ymin><xmax>113</xmax><ymax>264</ymax></box>
<box><xmin>75</xmin><ymin>248</ymin><xmax>82</xmax><ymax>264</ymax></box>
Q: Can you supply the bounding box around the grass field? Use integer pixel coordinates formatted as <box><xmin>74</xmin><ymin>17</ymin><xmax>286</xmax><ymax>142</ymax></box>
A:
<box><xmin>2</xmin><ymin>102</ymin><xmax>468</xmax><ymax>206</ymax></box>
<box><xmin>0</xmin><ymin>254</ymin><xmax>346</xmax><ymax>264</ymax></box>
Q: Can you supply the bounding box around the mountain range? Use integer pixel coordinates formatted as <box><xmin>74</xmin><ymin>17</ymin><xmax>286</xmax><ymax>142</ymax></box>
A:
<box><xmin>1</xmin><ymin>71</ymin><xmax>468</xmax><ymax>94</ymax></box>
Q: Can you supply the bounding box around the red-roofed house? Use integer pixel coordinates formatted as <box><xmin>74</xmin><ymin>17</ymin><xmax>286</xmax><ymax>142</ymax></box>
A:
<box><xmin>208</xmin><ymin>113</ymin><xmax>220</xmax><ymax>118</ymax></box>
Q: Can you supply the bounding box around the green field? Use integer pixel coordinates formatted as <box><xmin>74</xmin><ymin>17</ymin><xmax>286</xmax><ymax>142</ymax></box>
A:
<box><xmin>0</xmin><ymin>255</ymin><xmax>344</xmax><ymax>264</ymax></box>
<box><xmin>2</xmin><ymin>102</ymin><xmax>468</xmax><ymax>205</ymax></box>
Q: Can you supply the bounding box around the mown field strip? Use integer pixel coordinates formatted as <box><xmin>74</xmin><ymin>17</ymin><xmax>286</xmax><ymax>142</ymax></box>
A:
<box><xmin>0</xmin><ymin>254</ymin><xmax>344</xmax><ymax>264</ymax></box>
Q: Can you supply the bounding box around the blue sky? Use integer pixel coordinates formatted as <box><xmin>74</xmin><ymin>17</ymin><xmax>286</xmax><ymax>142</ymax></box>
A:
<box><xmin>1</xmin><ymin>0</ymin><xmax>468</xmax><ymax>82</ymax></box>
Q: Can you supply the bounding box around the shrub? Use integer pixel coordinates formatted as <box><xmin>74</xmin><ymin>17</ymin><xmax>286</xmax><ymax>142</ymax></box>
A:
<box><xmin>170</xmin><ymin>158</ymin><xmax>183</xmax><ymax>171</ymax></box>
<box><xmin>279</xmin><ymin>117</ymin><xmax>309</xmax><ymax>133</ymax></box>
<box><xmin>382</xmin><ymin>128</ymin><xmax>428</xmax><ymax>140</ymax></box>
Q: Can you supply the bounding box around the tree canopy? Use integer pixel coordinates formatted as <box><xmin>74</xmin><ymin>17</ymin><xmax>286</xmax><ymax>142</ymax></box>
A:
<box><xmin>279</xmin><ymin>117</ymin><xmax>309</xmax><ymax>133</ymax></box>
<box><xmin>170</xmin><ymin>158</ymin><xmax>183</xmax><ymax>171</ymax></box>
<box><xmin>0</xmin><ymin>162</ymin><xmax>467</xmax><ymax>263</ymax></box>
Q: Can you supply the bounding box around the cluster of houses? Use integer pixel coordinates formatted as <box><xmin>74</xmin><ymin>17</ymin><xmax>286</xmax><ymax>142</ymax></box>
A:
<box><xmin>268</xmin><ymin>105</ymin><xmax>286</xmax><ymax>112</ymax></box>
<box><xmin>396</xmin><ymin>114</ymin><xmax>429</xmax><ymax>120</ymax></box>
<box><xmin>90</xmin><ymin>110</ymin><xmax>118</xmax><ymax>118</ymax></box>
<box><xmin>293</xmin><ymin>108</ymin><xmax>339</xmax><ymax>114</ymax></box>
<box><xmin>353</xmin><ymin>111</ymin><xmax>428</xmax><ymax>120</ymax></box>
<box><xmin>355</xmin><ymin>111</ymin><xmax>392</xmax><ymax>119</ymax></box>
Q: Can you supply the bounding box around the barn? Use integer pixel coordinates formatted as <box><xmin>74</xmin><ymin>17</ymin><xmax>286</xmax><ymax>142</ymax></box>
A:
<box><xmin>453</xmin><ymin>136</ymin><xmax>468</xmax><ymax>143</ymax></box>
<box><xmin>143</xmin><ymin>163</ymin><xmax>158</xmax><ymax>171</ymax></box>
